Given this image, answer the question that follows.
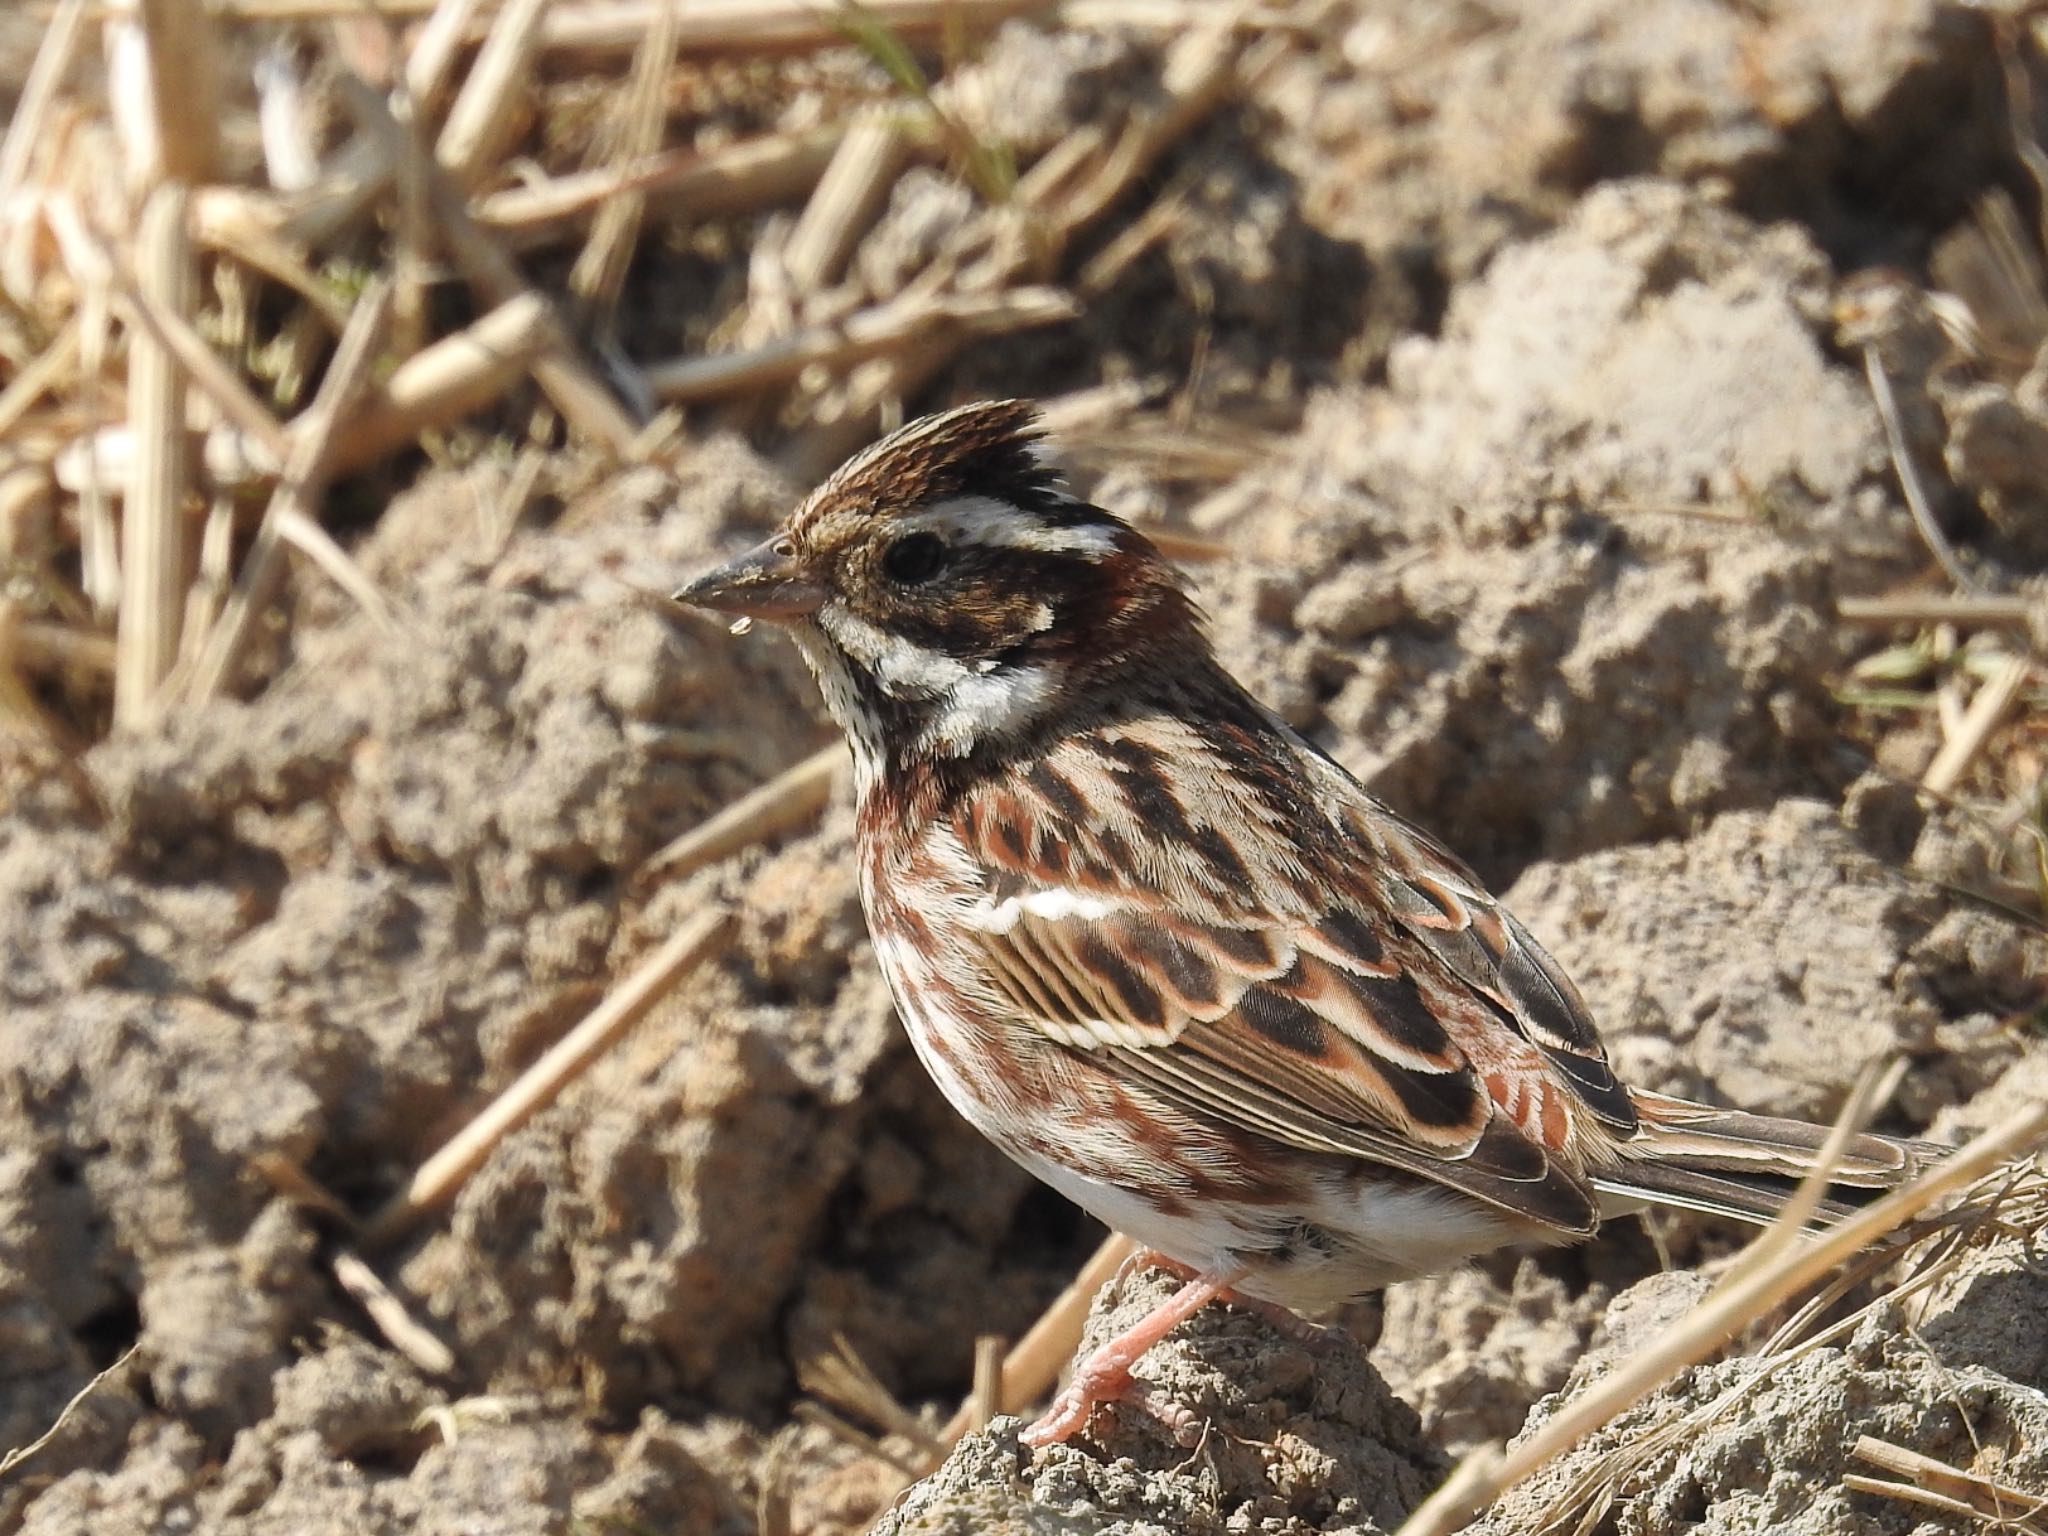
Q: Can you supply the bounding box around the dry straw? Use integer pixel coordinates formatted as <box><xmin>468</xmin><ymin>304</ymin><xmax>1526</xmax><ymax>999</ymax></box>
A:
<box><xmin>1394</xmin><ymin>1097</ymin><xmax>2048</xmax><ymax>1536</ymax></box>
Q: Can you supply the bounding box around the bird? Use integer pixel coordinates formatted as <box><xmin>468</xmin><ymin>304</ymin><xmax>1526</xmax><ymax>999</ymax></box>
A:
<box><xmin>674</xmin><ymin>399</ymin><xmax>1934</xmax><ymax>1447</ymax></box>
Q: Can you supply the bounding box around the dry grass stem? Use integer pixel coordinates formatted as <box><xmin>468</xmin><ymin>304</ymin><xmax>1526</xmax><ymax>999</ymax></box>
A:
<box><xmin>1925</xmin><ymin>653</ymin><xmax>2034</xmax><ymax>795</ymax></box>
<box><xmin>435</xmin><ymin>0</ymin><xmax>551</xmax><ymax>189</ymax></box>
<box><xmin>189</xmin><ymin>194</ymin><xmax>360</xmax><ymax>332</ymax></box>
<box><xmin>406</xmin><ymin>0</ymin><xmax>490</xmax><ymax>116</ymax></box>
<box><xmin>969</xmin><ymin>1336</ymin><xmax>1005</xmax><ymax>1435</ymax></box>
<box><xmin>16</xmin><ymin>620</ymin><xmax>117</xmax><ymax>678</ymax></box>
<box><xmin>332</xmin><ymin>292</ymin><xmax>556</xmax><ymax>474</ymax></box>
<box><xmin>1846</xmin><ymin>1436</ymin><xmax>2048</xmax><ymax>1532</ymax></box>
<box><xmin>637</xmin><ymin>743</ymin><xmax>840</xmax><ymax>886</ymax></box>
<box><xmin>1393</xmin><ymin>1099</ymin><xmax>2048</xmax><ymax>1536</ymax></box>
<box><xmin>114</xmin><ymin>185</ymin><xmax>195</xmax><ymax>729</ymax></box>
<box><xmin>136</xmin><ymin>0</ymin><xmax>225</xmax><ymax>184</ymax></box>
<box><xmin>427</xmin><ymin>214</ymin><xmax>642</xmax><ymax>453</ymax></box>
<box><xmin>800</xmin><ymin>1334</ymin><xmax>940</xmax><ymax>1453</ymax></box>
<box><xmin>534</xmin><ymin>0</ymin><xmax>1051</xmax><ymax>57</ymax></box>
<box><xmin>1053</xmin><ymin>19</ymin><xmax>1265</xmax><ymax>239</ymax></box>
<box><xmin>478</xmin><ymin>126</ymin><xmax>851</xmax><ymax>241</ymax></box>
<box><xmin>0</xmin><ymin>1345</ymin><xmax>141</xmax><ymax>1484</ymax></box>
<box><xmin>938</xmin><ymin>1232</ymin><xmax>1136</xmax><ymax>1446</ymax></box>
<box><xmin>0</xmin><ymin>0</ymin><xmax>89</xmax><ymax>198</ymax></box>
<box><xmin>269</xmin><ymin>504</ymin><xmax>398</xmax><ymax>630</ymax></box>
<box><xmin>783</xmin><ymin>112</ymin><xmax>909</xmax><ymax>293</ymax></box>
<box><xmin>331</xmin><ymin>1250</ymin><xmax>458</xmax><ymax>1376</ymax></box>
<box><xmin>1142</xmin><ymin>528</ymin><xmax>1233</xmax><ymax>564</ymax></box>
<box><xmin>1077</xmin><ymin>186</ymin><xmax>1188</xmax><ymax>296</ymax></box>
<box><xmin>568</xmin><ymin>0</ymin><xmax>677</xmax><ymax>329</ymax></box>
<box><xmin>248</xmin><ymin>1150</ymin><xmax>358</xmax><ymax>1224</ymax></box>
<box><xmin>791</xmin><ymin>15</ymin><xmax>1257</xmax><ymax>475</ymax></box>
<box><xmin>108</xmin><ymin>263</ymin><xmax>293</xmax><ymax>467</ymax></box>
<box><xmin>183</xmin><ymin>280</ymin><xmax>395</xmax><ymax>704</ymax></box>
<box><xmin>1063</xmin><ymin>0</ymin><xmax>1307</xmax><ymax>26</ymax></box>
<box><xmin>1865</xmin><ymin>345</ymin><xmax>1979</xmax><ymax>593</ymax></box>
<box><xmin>647</xmin><ymin>287</ymin><xmax>1078</xmax><ymax>404</ymax></box>
<box><xmin>1837</xmin><ymin>593</ymin><xmax>2039</xmax><ymax>628</ymax></box>
<box><xmin>364</xmin><ymin>905</ymin><xmax>736</xmax><ymax>1245</ymax></box>
<box><xmin>189</xmin><ymin>123</ymin><xmax>398</xmax><ymax>263</ymax></box>
<box><xmin>0</xmin><ymin>322</ymin><xmax>82</xmax><ymax>442</ymax></box>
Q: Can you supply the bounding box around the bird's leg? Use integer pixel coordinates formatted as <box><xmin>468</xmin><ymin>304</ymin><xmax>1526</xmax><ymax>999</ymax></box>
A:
<box><xmin>1020</xmin><ymin>1256</ymin><xmax>1241</xmax><ymax>1448</ymax></box>
<box><xmin>1130</xmin><ymin>1250</ymin><xmax>1328</xmax><ymax>1345</ymax></box>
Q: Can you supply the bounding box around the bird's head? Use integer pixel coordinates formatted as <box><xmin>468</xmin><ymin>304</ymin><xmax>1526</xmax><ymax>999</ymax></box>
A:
<box><xmin>675</xmin><ymin>400</ymin><xmax>1197</xmax><ymax>777</ymax></box>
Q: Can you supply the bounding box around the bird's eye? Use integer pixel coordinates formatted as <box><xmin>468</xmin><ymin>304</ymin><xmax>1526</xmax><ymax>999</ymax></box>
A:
<box><xmin>882</xmin><ymin>532</ymin><xmax>948</xmax><ymax>585</ymax></box>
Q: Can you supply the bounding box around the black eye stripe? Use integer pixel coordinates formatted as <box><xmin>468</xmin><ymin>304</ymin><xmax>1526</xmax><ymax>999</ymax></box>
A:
<box><xmin>883</xmin><ymin>532</ymin><xmax>948</xmax><ymax>584</ymax></box>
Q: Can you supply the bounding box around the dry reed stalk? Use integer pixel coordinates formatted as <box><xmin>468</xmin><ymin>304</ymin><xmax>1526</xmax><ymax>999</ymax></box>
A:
<box><xmin>1836</xmin><ymin>593</ymin><xmax>2038</xmax><ymax>628</ymax></box>
<box><xmin>435</xmin><ymin>0</ymin><xmax>551</xmax><ymax>189</ymax></box>
<box><xmin>332</xmin><ymin>74</ymin><xmax>645</xmax><ymax>453</ymax></box>
<box><xmin>77</xmin><ymin>228</ymin><xmax>392</xmax><ymax>638</ymax></box>
<box><xmin>0</xmin><ymin>1345</ymin><xmax>141</xmax><ymax>1485</ymax></box>
<box><xmin>269</xmin><ymin>504</ymin><xmax>399</xmax><ymax>630</ymax></box>
<box><xmin>1143</xmin><ymin>528</ymin><xmax>1232</xmax><ymax>564</ymax></box>
<box><xmin>636</xmin><ymin>743</ymin><xmax>841</xmax><ymax>886</ymax></box>
<box><xmin>0</xmin><ymin>0</ymin><xmax>90</xmax><ymax>198</ymax></box>
<box><xmin>645</xmin><ymin>286</ymin><xmax>1078</xmax><ymax>404</ymax></box>
<box><xmin>14</xmin><ymin>622</ymin><xmax>118</xmax><ymax>678</ymax></box>
<box><xmin>135</xmin><ymin>0</ymin><xmax>226</xmax><ymax>184</ymax></box>
<box><xmin>535</xmin><ymin>0</ymin><xmax>1051</xmax><ymax>56</ymax></box>
<box><xmin>477</xmin><ymin>126</ymin><xmax>852</xmax><ymax>240</ymax></box>
<box><xmin>0</xmin><ymin>605</ymin><xmax>75</xmax><ymax>746</ymax></box>
<box><xmin>181</xmin><ymin>280</ymin><xmax>394</xmax><ymax>704</ymax></box>
<box><xmin>568</xmin><ymin>0</ymin><xmax>678</xmax><ymax>332</ymax></box>
<box><xmin>406</xmin><ymin>0</ymin><xmax>490</xmax><ymax>118</ymax></box>
<box><xmin>330</xmin><ymin>1251</ymin><xmax>458</xmax><ymax>1375</ymax></box>
<box><xmin>181</xmin><ymin>495</ymin><xmax>237</xmax><ymax>666</ymax></box>
<box><xmin>795</xmin><ymin>18</ymin><xmax>1262</xmax><ymax>477</ymax></box>
<box><xmin>799</xmin><ymin>1335</ymin><xmax>940</xmax><ymax>1454</ymax></box>
<box><xmin>104</xmin><ymin>18</ymin><xmax>160</xmax><ymax>192</ymax></box>
<box><xmin>58</xmin><ymin>208</ymin><xmax>123</xmax><ymax>618</ymax></box>
<box><xmin>782</xmin><ymin>112</ymin><xmax>909</xmax><ymax>294</ymax></box>
<box><xmin>969</xmin><ymin>1336</ymin><xmax>1005</xmax><ymax>1435</ymax></box>
<box><xmin>1063</xmin><ymin>0</ymin><xmax>1305</xmax><ymax>26</ymax></box>
<box><xmin>363</xmin><ymin>904</ymin><xmax>735</xmax><ymax>1245</ymax></box>
<box><xmin>1846</xmin><ymin>1436</ymin><xmax>2048</xmax><ymax>1531</ymax></box>
<box><xmin>248</xmin><ymin>1150</ymin><xmax>358</xmax><ymax>1224</ymax></box>
<box><xmin>1392</xmin><ymin>1099</ymin><xmax>2048</xmax><ymax>1536</ymax></box>
<box><xmin>114</xmin><ymin>185</ymin><xmax>195</xmax><ymax>729</ymax></box>
<box><xmin>108</xmin><ymin>262</ymin><xmax>293</xmax><ymax>467</ymax></box>
<box><xmin>937</xmin><ymin>1233</ymin><xmax>1136</xmax><ymax>1445</ymax></box>
<box><xmin>188</xmin><ymin>200</ymin><xmax>359</xmax><ymax>333</ymax></box>
<box><xmin>407</xmin><ymin>137</ymin><xmax>644</xmax><ymax>454</ymax></box>
<box><xmin>1924</xmin><ymin>652</ymin><xmax>2034</xmax><ymax>795</ymax></box>
<box><xmin>329</xmin><ymin>291</ymin><xmax>556</xmax><ymax>474</ymax></box>
<box><xmin>191</xmin><ymin>125</ymin><xmax>398</xmax><ymax>263</ymax></box>
<box><xmin>1865</xmin><ymin>346</ymin><xmax>1978</xmax><ymax>593</ymax></box>
<box><xmin>0</xmin><ymin>322</ymin><xmax>81</xmax><ymax>442</ymax></box>
<box><xmin>1076</xmin><ymin>185</ymin><xmax>1187</xmax><ymax>295</ymax></box>
<box><xmin>1053</xmin><ymin>20</ymin><xmax>1269</xmax><ymax>239</ymax></box>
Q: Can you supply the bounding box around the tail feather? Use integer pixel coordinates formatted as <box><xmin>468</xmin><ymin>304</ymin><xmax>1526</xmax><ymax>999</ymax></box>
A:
<box><xmin>1591</xmin><ymin>1090</ymin><xmax>1943</xmax><ymax>1227</ymax></box>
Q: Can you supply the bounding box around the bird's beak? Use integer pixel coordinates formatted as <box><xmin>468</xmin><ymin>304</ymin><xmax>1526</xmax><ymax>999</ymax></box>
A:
<box><xmin>672</xmin><ymin>538</ymin><xmax>826</xmax><ymax>622</ymax></box>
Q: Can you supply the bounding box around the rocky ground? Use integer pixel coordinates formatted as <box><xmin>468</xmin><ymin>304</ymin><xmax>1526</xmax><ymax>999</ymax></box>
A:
<box><xmin>2</xmin><ymin>0</ymin><xmax>2046</xmax><ymax>1534</ymax></box>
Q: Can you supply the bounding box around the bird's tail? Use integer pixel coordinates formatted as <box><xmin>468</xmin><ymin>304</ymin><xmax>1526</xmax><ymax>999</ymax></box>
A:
<box><xmin>1592</xmin><ymin>1090</ymin><xmax>1942</xmax><ymax>1225</ymax></box>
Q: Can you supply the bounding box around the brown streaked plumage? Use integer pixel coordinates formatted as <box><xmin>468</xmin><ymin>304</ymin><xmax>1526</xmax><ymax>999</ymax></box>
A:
<box><xmin>675</xmin><ymin>399</ymin><xmax>1938</xmax><ymax>1448</ymax></box>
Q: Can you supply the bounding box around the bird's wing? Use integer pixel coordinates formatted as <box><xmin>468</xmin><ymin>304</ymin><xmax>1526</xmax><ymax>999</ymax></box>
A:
<box><xmin>950</xmin><ymin>727</ymin><xmax>1642</xmax><ymax>1237</ymax></box>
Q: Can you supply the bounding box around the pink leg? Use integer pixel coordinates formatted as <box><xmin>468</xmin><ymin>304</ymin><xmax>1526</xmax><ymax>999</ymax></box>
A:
<box><xmin>1135</xmin><ymin>1251</ymin><xmax>1326</xmax><ymax>1344</ymax></box>
<box><xmin>1020</xmin><ymin>1265</ymin><xmax>1239</xmax><ymax>1448</ymax></box>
